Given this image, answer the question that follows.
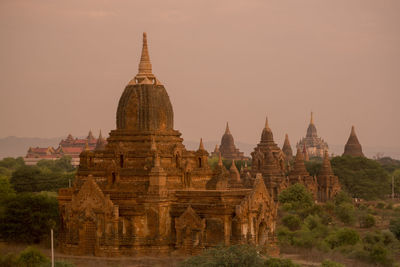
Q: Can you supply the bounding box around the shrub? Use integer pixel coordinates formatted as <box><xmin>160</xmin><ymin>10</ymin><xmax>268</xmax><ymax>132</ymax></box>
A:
<box><xmin>281</xmin><ymin>215</ymin><xmax>301</xmax><ymax>231</ymax></box>
<box><xmin>279</xmin><ymin>184</ymin><xmax>314</xmax><ymax>211</ymax></box>
<box><xmin>179</xmin><ymin>245</ymin><xmax>265</xmax><ymax>267</ymax></box>
<box><xmin>324</xmin><ymin>228</ymin><xmax>360</xmax><ymax>249</ymax></box>
<box><xmin>0</xmin><ymin>253</ymin><xmax>18</xmax><ymax>267</ymax></box>
<box><xmin>358</xmin><ymin>214</ymin><xmax>375</xmax><ymax>228</ymax></box>
<box><xmin>265</xmin><ymin>257</ymin><xmax>299</xmax><ymax>267</ymax></box>
<box><xmin>18</xmin><ymin>246</ymin><xmax>49</xmax><ymax>267</ymax></box>
<box><xmin>334</xmin><ymin>203</ymin><xmax>355</xmax><ymax>225</ymax></box>
<box><xmin>320</xmin><ymin>260</ymin><xmax>344</xmax><ymax>267</ymax></box>
<box><xmin>376</xmin><ymin>201</ymin><xmax>385</xmax><ymax>209</ymax></box>
<box><xmin>389</xmin><ymin>217</ymin><xmax>400</xmax><ymax>240</ymax></box>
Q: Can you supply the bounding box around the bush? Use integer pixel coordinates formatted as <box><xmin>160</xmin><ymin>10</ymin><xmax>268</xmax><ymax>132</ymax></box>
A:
<box><xmin>389</xmin><ymin>217</ymin><xmax>400</xmax><ymax>240</ymax></box>
<box><xmin>179</xmin><ymin>245</ymin><xmax>265</xmax><ymax>267</ymax></box>
<box><xmin>279</xmin><ymin>184</ymin><xmax>314</xmax><ymax>211</ymax></box>
<box><xmin>376</xmin><ymin>202</ymin><xmax>385</xmax><ymax>209</ymax></box>
<box><xmin>334</xmin><ymin>203</ymin><xmax>355</xmax><ymax>225</ymax></box>
<box><xmin>265</xmin><ymin>257</ymin><xmax>299</xmax><ymax>267</ymax></box>
<box><xmin>281</xmin><ymin>215</ymin><xmax>301</xmax><ymax>231</ymax></box>
<box><xmin>18</xmin><ymin>246</ymin><xmax>49</xmax><ymax>267</ymax></box>
<box><xmin>358</xmin><ymin>214</ymin><xmax>375</xmax><ymax>228</ymax></box>
<box><xmin>0</xmin><ymin>253</ymin><xmax>18</xmax><ymax>267</ymax></box>
<box><xmin>324</xmin><ymin>228</ymin><xmax>360</xmax><ymax>249</ymax></box>
<box><xmin>320</xmin><ymin>260</ymin><xmax>344</xmax><ymax>267</ymax></box>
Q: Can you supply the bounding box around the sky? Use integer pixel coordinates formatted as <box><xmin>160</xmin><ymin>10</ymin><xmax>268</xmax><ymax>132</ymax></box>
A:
<box><xmin>0</xmin><ymin>0</ymin><xmax>399</xmax><ymax>153</ymax></box>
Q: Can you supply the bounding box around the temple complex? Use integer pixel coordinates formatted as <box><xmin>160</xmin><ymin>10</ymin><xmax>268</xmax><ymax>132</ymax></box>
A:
<box><xmin>211</xmin><ymin>123</ymin><xmax>247</xmax><ymax>160</ymax></box>
<box><xmin>297</xmin><ymin>112</ymin><xmax>328</xmax><ymax>158</ymax></box>
<box><xmin>58</xmin><ymin>33</ymin><xmax>278</xmax><ymax>257</ymax></box>
<box><xmin>343</xmin><ymin>126</ymin><xmax>364</xmax><ymax>157</ymax></box>
<box><xmin>24</xmin><ymin>131</ymin><xmax>105</xmax><ymax>166</ymax></box>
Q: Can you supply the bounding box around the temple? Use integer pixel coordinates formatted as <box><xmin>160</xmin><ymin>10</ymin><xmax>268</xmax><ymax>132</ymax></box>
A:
<box><xmin>297</xmin><ymin>112</ymin><xmax>328</xmax><ymax>158</ymax></box>
<box><xmin>343</xmin><ymin>126</ymin><xmax>364</xmax><ymax>157</ymax></box>
<box><xmin>58</xmin><ymin>33</ymin><xmax>278</xmax><ymax>257</ymax></box>
<box><xmin>282</xmin><ymin>134</ymin><xmax>293</xmax><ymax>162</ymax></box>
<box><xmin>24</xmin><ymin>131</ymin><xmax>105</xmax><ymax>166</ymax></box>
<box><xmin>317</xmin><ymin>150</ymin><xmax>341</xmax><ymax>202</ymax></box>
<box><xmin>211</xmin><ymin>123</ymin><xmax>247</xmax><ymax>160</ymax></box>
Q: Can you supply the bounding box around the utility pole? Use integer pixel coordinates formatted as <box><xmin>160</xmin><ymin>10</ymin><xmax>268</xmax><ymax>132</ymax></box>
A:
<box><xmin>51</xmin><ymin>228</ymin><xmax>54</xmax><ymax>267</ymax></box>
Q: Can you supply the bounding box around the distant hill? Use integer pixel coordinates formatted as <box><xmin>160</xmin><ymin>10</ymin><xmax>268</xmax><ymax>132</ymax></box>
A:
<box><xmin>0</xmin><ymin>136</ymin><xmax>60</xmax><ymax>159</ymax></box>
<box><xmin>0</xmin><ymin>136</ymin><xmax>398</xmax><ymax>160</ymax></box>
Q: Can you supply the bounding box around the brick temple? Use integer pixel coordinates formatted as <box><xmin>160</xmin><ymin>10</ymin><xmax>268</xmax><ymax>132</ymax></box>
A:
<box><xmin>57</xmin><ymin>33</ymin><xmax>341</xmax><ymax>257</ymax></box>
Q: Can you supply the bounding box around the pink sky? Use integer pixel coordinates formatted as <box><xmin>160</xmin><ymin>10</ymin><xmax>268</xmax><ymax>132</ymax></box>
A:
<box><xmin>0</xmin><ymin>0</ymin><xmax>399</xmax><ymax>150</ymax></box>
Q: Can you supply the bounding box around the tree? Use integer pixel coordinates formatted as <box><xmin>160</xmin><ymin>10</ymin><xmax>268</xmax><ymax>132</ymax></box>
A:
<box><xmin>0</xmin><ymin>176</ymin><xmax>15</xmax><ymax>201</ymax></box>
<box><xmin>0</xmin><ymin>193</ymin><xmax>59</xmax><ymax>243</ymax></box>
<box><xmin>331</xmin><ymin>156</ymin><xmax>391</xmax><ymax>200</ymax></box>
<box><xmin>17</xmin><ymin>246</ymin><xmax>49</xmax><ymax>267</ymax></box>
<box><xmin>278</xmin><ymin>184</ymin><xmax>314</xmax><ymax>211</ymax></box>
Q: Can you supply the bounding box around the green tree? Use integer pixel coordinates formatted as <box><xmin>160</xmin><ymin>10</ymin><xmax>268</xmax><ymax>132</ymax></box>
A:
<box><xmin>0</xmin><ymin>193</ymin><xmax>59</xmax><ymax>243</ymax></box>
<box><xmin>389</xmin><ymin>217</ymin><xmax>400</xmax><ymax>240</ymax></box>
<box><xmin>331</xmin><ymin>156</ymin><xmax>391</xmax><ymax>200</ymax></box>
<box><xmin>17</xmin><ymin>246</ymin><xmax>49</xmax><ymax>267</ymax></box>
<box><xmin>320</xmin><ymin>260</ymin><xmax>344</xmax><ymax>267</ymax></box>
<box><xmin>0</xmin><ymin>176</ymin><xmax>15</xmax><ymax>201</ymax></box>
<box><xmin>278</xmin><ymin>184</ymin><xmax>314</xmax><ymax>211</ymax></box>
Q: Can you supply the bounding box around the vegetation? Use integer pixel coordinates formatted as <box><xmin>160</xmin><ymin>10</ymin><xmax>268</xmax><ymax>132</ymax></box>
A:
<box><xmin>0</xmin><ymin>246</ymin><xmax>75</xmax><ymax>267</ymax></box>
<box><xmin>179</xmin><ymin>245</ymin><xmax>299</xmax><ymax>267</ymax></box>
<box><xmin>331</xmin><ymin>156</ymin><xmax>391</xmax><ymax>200</ymax></box>
<box><xmin>0</xmin><ymin>193</ymin><xmax>59</xmax><ymax>243</ymax></box>
<box><xmin>277</xmin><ymin>184</ymin><xmax>400</xmax><ymax>266</ymax></box>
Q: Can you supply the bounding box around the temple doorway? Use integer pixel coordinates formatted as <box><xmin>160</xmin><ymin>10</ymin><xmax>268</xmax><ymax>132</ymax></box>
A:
<box><xmin>258</xmin><ymin>222</ymin><xmax>268</xmax><ymax>246</ymax></box>
<box><xmin>83</xmin><ymin>220</ymin><xmax>96</xmax><ymax>255</ymax></box>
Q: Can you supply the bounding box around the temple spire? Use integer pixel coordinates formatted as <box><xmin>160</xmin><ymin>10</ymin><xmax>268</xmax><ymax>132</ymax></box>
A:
<box><xmin>225</xmin><ymin>122</ymin><xmax>231</xmax><ymax>134</ymax></box>
<box><xmin>218</xmin><ymin>152</ymin><xmax>223</xmax><ymax>166</ymax></box>
<box><xmin>265</xmin><ymin>116</ymin><xmax>270</xmax><ymax>129</ymax></box>
<box><xmin>310</xmin><ymin>112</ymin><xmax>314</xmax><ymax>124</ymax></box>
<box><xmin>136</xmin><ymin>32</ymin><xmax>155</xmax><ymax>82</ymax></box>
<box><xmin>198</xmin><ymin>138</ymin><xmax>205</xmax><ymax>151</ymax></box>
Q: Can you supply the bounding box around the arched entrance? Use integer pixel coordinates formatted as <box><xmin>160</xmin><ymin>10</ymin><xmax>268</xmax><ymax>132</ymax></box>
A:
<box><xmin>83</xmin><ymin>220</ymin><xmax>96</xmax><ymax>255</ymax></box>
<box><xmin>257</xmin><ymin>222</ymin><xmax>268</xmax><ymax>246</ymax></box>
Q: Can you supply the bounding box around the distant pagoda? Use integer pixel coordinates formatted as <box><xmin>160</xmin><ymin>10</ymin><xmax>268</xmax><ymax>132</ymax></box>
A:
<box><xmin>297</xmin><ymin>112</ymin><xmax>328</xmax><ymax>158</ymax></box>
<box><xmin>212</xmin><ymin>122</ymin><xmax>246</xmax><ymax>160</ymax></box>
<box><xmin>282</xmin><ymin>134</ymin><xmax>293</xmax><ymax>161</ymax></box>
<box><xmin>343</xmin><ymin>126</ymin><xmax>364</xmax><ymax>157</ymax></box>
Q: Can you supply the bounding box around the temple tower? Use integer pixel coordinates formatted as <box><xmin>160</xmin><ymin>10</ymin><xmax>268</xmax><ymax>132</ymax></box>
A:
<box><xmin>343</xmin><ymin>126</ymin><xmax>364</xmax><ymax>157</ymax></box>
<box><xmin>213</xmin><ymin>122</ymin><xmax>246</xmax><ymax>160</ymax></box>
<box><xmin>282</xmin><ymin>134</ymin><xmax>293</xmax><ymax>161</ymax></box>
<box><xmin>317</xmin><ymin>150</ymin><xmax>341</xmax><ymax>202</ymax></box>
<box><xmin>297</xmin><ymin>112</ymin><xmax>328</xmax><ymax>158</ymax></box>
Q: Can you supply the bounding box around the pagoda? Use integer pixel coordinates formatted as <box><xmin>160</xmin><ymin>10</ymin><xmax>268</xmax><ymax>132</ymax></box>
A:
<box><xmin>343</xmin><ymin>126</ymin><xmax>364</xmax><ymax>157</ymax></box>
<box><xmin>297</xmin><ymin>112</ymin><xmax>328</xmax><ymax>158</ymax></box>
<box><xmin>58</xmin><ymin>33</ymin><xmax>278</xmax><ymax>257</ymax></box>
<box><xmin>212</xmin><ymin>122</ymin><xmax>247</xmax><ymax>160</ymax></box>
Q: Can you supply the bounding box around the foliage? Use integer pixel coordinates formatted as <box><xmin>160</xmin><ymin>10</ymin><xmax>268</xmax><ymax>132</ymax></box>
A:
<box><xmin>320</xmin><ymin>260</ymin><xmax>344</xmax><ymax>267</ymax></box>
<box><xmin>0</xmin><ymin>193</ymin><xmax>59</xmax><ymax>243</ymax></box>
<box><xmin>334</xmin><ymin>203</ymin><xmax>355</xmax><ymax>225</ymax></box>
<box><xmin>10</xmin><ymin>164</ymin><xmax>75</xmax><ymax>193</ymax></box>
<box><xmin>358</xmin><ymin>213</ymin><xmax>375</xmax><ymax>228</ymax></box>
<box><xmin>278</xmin><ymin>184</ymin><xmax>314</xmax><ymax>211</ymax></box>
<box><xmin>281</xmin><ymin>215</ymin><xmax>301</xmax><ymax>231</ymax></box>
<box><xmin>331</xmin><ymin>156</ymin><xmax>391</xmax><ymax>200</ymax></box>
<box><xmin>0</xmin><ymin>253</ymin><xmax>18</xmax><ymax>267</ymax></box>
<box><xmin>179</xmin><ymin>245</ymin><xmax>265</xmax><ymax>267</ymax></box>
<box><xmin>376</xmin><ymin>157</ymin><xmax>400</xmax><ymax>174</ymax></box>
<box><xmin>264</xmin><ymin>257</ymin><xmax>299</xmax><ymax>267</ymax></box>
<box><xmin>0</xmin><ymin>175</ymin><xmax>16</xmax><ymax>201</ymax></box>
<box><xmin>18</xmin><ymin>246</ymin><xmax>49</xmax><ymax>267</ymax></box>
<box><xmin>37</xmin><ymin>156</ymin><xmax>75</xmax><ymax>173</ymax></box>
<box><xmin>305</xmin><ymin>159</ymin><xmax>322</xmax><ymax>176</ymax></box>
<box><xmin>0</xmin><ymin>157</ymin><xmax>25</xmax><ymax>171</ymax></box>
<box><xmin>389</xmin><ymin>217</ymin><xmax>400</xmax><ymax>240</ymax></box>
<box><xmin>324</xmin><ymin>228</ymin><xmax>360</xmax><ymax>249</ymax></box>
